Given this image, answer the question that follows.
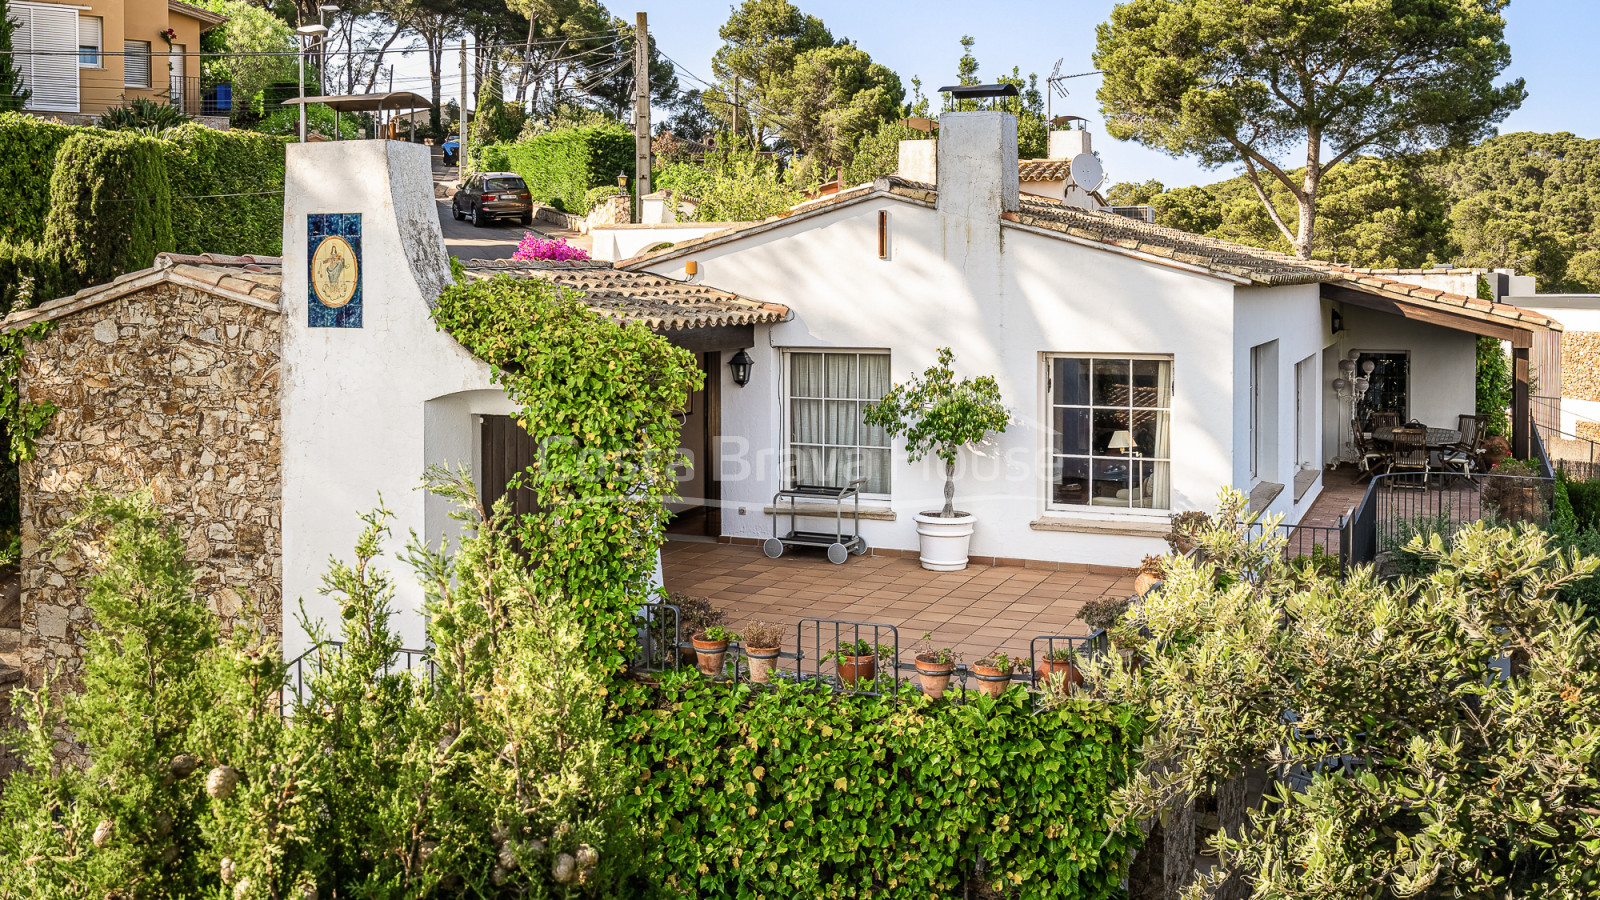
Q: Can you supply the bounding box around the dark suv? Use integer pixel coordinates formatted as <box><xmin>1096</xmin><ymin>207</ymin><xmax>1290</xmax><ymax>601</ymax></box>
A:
<box><xmin>451</xmin><ymin>172</ymin><xmax>533</xmax><ymax>227</ymax></box>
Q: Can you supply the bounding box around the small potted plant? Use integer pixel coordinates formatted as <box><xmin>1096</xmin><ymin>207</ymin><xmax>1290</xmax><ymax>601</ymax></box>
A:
<box><xmin>863</xmin><ymin>347</ymin><xmax>1010</xmax><ymax>571</ymax></box>
<box><xmin>971</xmin><ymin>652</ymin><xmax>1027</xmax><ymax>698</ymax></box>
<box><xmin>671</xmin><ymin>592</ymin><xmax>723</xmax><ymax>666</ymax></box>
<box><xmin>824</xmin><ymin>639</ymin><xmax>892</xmax><ymax>687</ymax></box>
<box><xmin>1482</xmin><ymin>434</ymin><xmax>1512</xmax><ymax>469</ymax></box>
<box><xmin>912</xmin><ymin>633</ymin><xmax>958</xmax><ymax>699</ymax></box>
<box><xmin>691</xmin><ymin>625</ymin><xmax>734</xmax><ymax>676</ymax></box>
<box><xmin>741</xmin><ymin>621</ymin><xmax>785</xmax><ymax>684</ymax></box>
<box><xmin>1133</xmin><ymin>555</ymin><xmax>1164</xmax><ymax>597</ymax></box>
<box><xmin>1034</xmin><ymin>645</ymin><xmax>1085</xmax><ymax>693</ymax></box>
<box><xmin>1166</xmin><ymin>510</ymin><xmax>1211</xmax><ymax>556</ymax></box>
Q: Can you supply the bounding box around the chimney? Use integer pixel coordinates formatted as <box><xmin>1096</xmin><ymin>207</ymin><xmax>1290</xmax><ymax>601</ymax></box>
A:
<box><xmin>1048</xmin><ymin>127</ymin><xmax>1091</xmax><ymax>160</ymax></box>
<box><xmin>897</xmin><ymin>138</ymin><xmax>938</xmax><ymax>184</ymax></box>
<box><xmin>934</xmin><ymin>111</ymin><xmax>1019</xmax><ymax>221</ymax></box>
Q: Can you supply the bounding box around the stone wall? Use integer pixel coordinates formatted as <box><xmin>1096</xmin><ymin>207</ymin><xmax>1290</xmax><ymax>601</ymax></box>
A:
<box><xmin>1562</xmin><ymin>331</ymin><xmax>1600</xmax><ymax>403</ymax></box>
<box><xmin>19</xmin><ymin>283</ymin><xmax>282</xmax><ymax>687</ymax></box>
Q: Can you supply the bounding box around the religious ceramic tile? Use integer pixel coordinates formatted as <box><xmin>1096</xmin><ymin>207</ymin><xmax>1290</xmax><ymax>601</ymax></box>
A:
<box><xmin>307</xmin><ymin>213</ymin><xmax>362</xmax><ymax>327</ymax></box>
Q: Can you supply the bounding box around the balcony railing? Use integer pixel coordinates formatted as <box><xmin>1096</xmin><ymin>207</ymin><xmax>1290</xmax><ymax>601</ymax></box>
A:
<box><xmin>169</xmin><ymin>75</ymin><xmax>233</xmax><ymax>118</ymax></box>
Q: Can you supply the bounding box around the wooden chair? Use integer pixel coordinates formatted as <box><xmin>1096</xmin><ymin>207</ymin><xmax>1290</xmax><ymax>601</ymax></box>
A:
<box><xmin>1388</xmin><ymin>427</ymin><xmax>1430</xmax><ymax>488</ymax></box>
<box><xmin>1369</xmin><ymin>411</ymin><xmax>1402</xmax><ymax>432</ymax></box>
<box><xmin>1439</xmin><ymin>414</ymin><xmax>1487</xmax><ymax>487</ymax></box>
<box><xmin>1351</xmin><ymin>420</ymin><xmax>1391</xmax><ymax>481</ymax></box>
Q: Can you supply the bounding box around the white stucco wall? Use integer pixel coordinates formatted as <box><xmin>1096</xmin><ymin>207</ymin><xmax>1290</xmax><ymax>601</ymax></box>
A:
<box><xmin>637</xmin><ymin>115</ymin><xmax>1245</xmax><ymax>566</ymax></box>
<box><xmin>590</xmin><ymin>223</ymin><xmax>733</xmax><ymax>262</ymax></box>
<box><xmin>281</xmin><ymin>141</ymin><xmax>515</xmax><ymax>659</ymax></box>
<box><xmin>1232</xmin><ymin>285</ymin><xmax>1330</xmax><ymax>522</ymax></box>
<box><xmin>1318</xmin><ymin>303</ymin><xmax>1478</xmax><ymax>466</ymax></box>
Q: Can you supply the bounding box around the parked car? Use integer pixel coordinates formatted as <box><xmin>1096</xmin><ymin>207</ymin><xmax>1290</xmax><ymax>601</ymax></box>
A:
<box><xmin>441</xmin><ymin>134</ymin><xmax>460</xmax><ymax>166</ymax></box>
<box><xmin>451</xmin><ymin>172</ymin><xmax>533</xmax><ymax>227</ymax></box>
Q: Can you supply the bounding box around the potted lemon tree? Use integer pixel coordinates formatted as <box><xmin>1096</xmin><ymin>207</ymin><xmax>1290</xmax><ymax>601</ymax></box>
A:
<box><xmin>864</xmin><ymin>347</ymin><xmax>1009</xmax><ymax>571</ymax></box>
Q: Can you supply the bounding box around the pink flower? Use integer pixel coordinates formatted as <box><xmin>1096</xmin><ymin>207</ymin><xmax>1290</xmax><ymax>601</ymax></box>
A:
<box><xmin>512</xmin><ymin>233</ymin><xmax>590</xmax><ymax>262</ymax></box>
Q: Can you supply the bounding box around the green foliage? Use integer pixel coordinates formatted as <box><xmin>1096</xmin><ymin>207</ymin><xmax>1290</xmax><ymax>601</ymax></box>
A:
<box><xmin>617</xmin><ymin>672</ymin><xmax>1141</xmax><ymax>899</ymax></box>
<box><xmin>0</xmin><ymin>112</ymin><xmax>79</xmax><ymax>243</ymax></box>
<box><xmin>99</xmin><ymin>97</ymin><xmax>193</xmax><ymax>135</ymax></box>
<box><xmin>159</xmin><ymin>123</ymin><xmax>288</xmax><ymax>256</ymax></box>
<box><xmin>1477</xmin><ymin>333</ymin><xmax>1513</xmax><ymax>437</ymax></box>
<box><xmin>44</xmin><ymin>131</ymin><xmax>174</xmax><ymax>290</ymax></box>
<box><xmin>0</xmin><ymin>0</ymin><xmax>29</xmax><ymax>112</ymax></box>
<box><xmin>1094</xmin><ymin>0</ymin><xmax>1524</xmax><ymax>257</ymax></box>
<box><xmin>248</xmin><ymin>103</ymin><xmax>362</xmax><ymax>141</ymax></box>
<box><xmin>653</xmin><ymin>144</ymin><xmax>805</xmax><ymax>222</ymax></box>
<box><xmin>941</xmin><ymin>36</ymin><xmax>1049</xmax><ymax>159</ymax></box>
<box><xmin>710</xmin><ymin>0</ymin><xmax>836</xmax><ymax>143</ymax></box>
<box><xmin>477</xmin><ymin>125</ymin><xmax>634</xmax><ymax>215</ymax></box>
<box><xmin>863</xmin><ymin>347</ymin><xmax>1009</xmax><ymax>517</ymax></box>
<box><xmin>430</xmin><ymin>275</ymin><xmax>700</xmax><ymax>674</ymax></box>
<box><xmin>765</xmin><ymin>43</ymin><xmax>904</xmax><ymax>167</ymax></box>
<box><xmin>1563</xmin><ymin>470</ymin><xmax>1600</xmax><ymax>531</ymax></box>
<box><xmin>1444</xmin><ymin>131</ymin><xmax>1600</xmax><ymax>291</ymax></box>
<box><xmin>843</xmin><ymin>120</ymin><xmax>931</xmax><ymax>186</ymax></box>
<box><xmin>188</xmin><ymin>0</ymin><xmax>297</xmax><ymax>118</ymax></box>
<box><xmin>1096</xmin><ymin>487</ymin><xmax>1600</xmax><ymax>897</ymax></box>
<box><xmin>581</xmin><ymin>185</ymin><xmax>624</xmax><ymax>213</ymax></box>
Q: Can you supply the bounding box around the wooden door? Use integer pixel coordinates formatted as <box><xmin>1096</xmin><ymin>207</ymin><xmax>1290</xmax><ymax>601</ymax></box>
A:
<box><xmin>479</xmin><ymin>415</ymin><xmax>542</xmax><ymax>520</ymax></box>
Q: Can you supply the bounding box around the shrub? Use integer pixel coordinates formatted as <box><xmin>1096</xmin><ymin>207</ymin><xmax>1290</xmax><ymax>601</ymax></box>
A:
<box><xmin>0</xmin><ymin>111</ymin><xmax>80</xmax><ymax>243</ymax></box>
<box><xmin>0</xmin><ymin>238</ymin><xmax>66</xmax><ymax>311</ymax></box>
<box><xmin>581</xmin><ymin>184</ymin><xmax>624</xmax><ymax>213</ymax></box>
<box><xmin>249</xmin><ymin>103</ymin><xmax>362</xmax><ymax>140</ymax></box>
<box><xmin>99</xmin><ymin>97</ymin><xmax>193</xmax><ymax>134</ymax></box>
<box><xmin>159</xmin><ymin>123</ymin><xmax>287</xmax><ymax>256</ymax></box>
<box><xmin>477</xmin><ymin>126</ymin><xmax>634</xmax><ymax>215</ymax></box>
<box><xmin>653</xmin><ymin>148</ymin><xmax>805</xmax><ymax>222</ymax></box>
<box><xmin>617</xmin><ymin>673</ymin><xmax>1140</xmax><ymax>899</ymax></box>
<box><xmin>44</xmin><ymin>130</ymin><xmax>173</xmax><ymax>289</ymax></box>
<box><xmin>511</xmin><ymin>233</ymin><xmax>589</xmax><ymax>262</ymax></box>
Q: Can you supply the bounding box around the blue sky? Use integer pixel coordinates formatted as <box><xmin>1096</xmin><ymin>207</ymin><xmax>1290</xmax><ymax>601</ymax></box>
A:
<box><xmin>393</xmin><ymin>1</ymin><xmax>1596</xmax><ymax>189</ymax></box>
<box><xmin>645</xmin><ymin>0</ymin><xmax>1597</xmax><ymax>189</ymax></box>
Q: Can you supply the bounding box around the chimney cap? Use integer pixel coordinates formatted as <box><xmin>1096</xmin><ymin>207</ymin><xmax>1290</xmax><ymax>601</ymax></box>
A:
<box><xmin>938</xmin><ymin>83</ymin><xmax>1020</xmax><ymax>99</ymax></box>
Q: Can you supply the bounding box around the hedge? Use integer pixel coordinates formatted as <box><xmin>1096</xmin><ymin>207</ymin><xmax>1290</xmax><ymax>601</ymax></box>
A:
<box><xmin>43</xmin><ymin>131</ymin><xmax>174</xmax><ymax>290</ymax></box>
<box><xmin>0</xmin><ymin>238</ymin><xmax>66</xmax><ymax>312</ymax></box>
<box><xmin>617</xmin><ymin>674</ymin><xmax>1142</xmax><ymax>899</ymax></box>
<box><xmin>0</xmin><ymin>112</ymin><xmax>78</xmax><ymax>243</ymax></box>
<box><xmin>161</xmin><ymin>123</ymin><xmax>289</xmax><ymax>256</ymax></box>
<box><xmin>478</xmin><ymin>125</ymin><xmax>634</xmax><ymax>213</ymax></box>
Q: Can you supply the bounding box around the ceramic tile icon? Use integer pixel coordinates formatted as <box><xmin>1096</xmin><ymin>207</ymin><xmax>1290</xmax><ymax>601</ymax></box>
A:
<box><xmin>307</xmin><ymin>213</ymin><xmax>363</xmax><ymax>327</ymax></box>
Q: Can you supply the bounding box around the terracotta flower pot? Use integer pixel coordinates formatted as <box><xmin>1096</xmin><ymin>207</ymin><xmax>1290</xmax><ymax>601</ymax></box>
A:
<box><xmin>746</xmin><ymin>647</ymin><xmax>781</xmax><ymax>684</ymax></box>
<box><xmin>835</xmin><ymin>654</ymin><xmax>876</xmax><ymax>686</ymax></box>
<box><xmin>914</xmin><ymin>655</ymin><xmax>955</xmax><ymax>699</ymax></box>
<box><xmin>1483</xmin><ymin>436</ymin><xmax>1511</xmax><ymax>468</ymax></box>
<box><xmin>972</xmin><ymin>664</ymin><xmax>1013</xmax><ymax>698</ymax></box>
<box><xmin>1034</xmin><ymin>657</ymin><xmax>1084</xmax><ymax>693</ymax></box>
<box><xmin>691</xmin><ymin>634</ymin><xmax>729</xmax><ymax>677</ymax></box>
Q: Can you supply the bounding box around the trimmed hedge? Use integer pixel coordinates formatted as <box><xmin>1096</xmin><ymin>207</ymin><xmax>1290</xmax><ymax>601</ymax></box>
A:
<box><xmin>618</xmin><ymin>674</ymin><xmax>1141</xmax><ymax>899</ymax></box>
<box><xmin>0</xmin><ymin>238</ymin><xmax>65</xmax><ymax>312</ymax></box>
<box><xmin>0</xmin><ymin>112</ymin><xmax>78</xmax><ymax>243</ymax></box>
<box><xmin>44</xmin><ymin>131</ymin><xmax>173</xmax><ymax>289</ymax></box>
<box><xmin>478</xmin><ymin>125</ymin><xmax>634</xmax><ymax>214</ymax></box>
<box><xmin>161</xmin><ymin>123</ymin><xmax>289</xmax><ymax>256</ymax></box>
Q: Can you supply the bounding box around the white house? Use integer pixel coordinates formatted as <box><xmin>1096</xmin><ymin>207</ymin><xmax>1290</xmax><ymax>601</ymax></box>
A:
<box><xmin>610</xmin><ymin>111</ymin><xmax>1558</xmax><ymax>568</ymax></box>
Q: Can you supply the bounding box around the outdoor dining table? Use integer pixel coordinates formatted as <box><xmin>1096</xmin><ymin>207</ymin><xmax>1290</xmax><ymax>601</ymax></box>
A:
<box><xmin>1371</xmin><ymin>426</ymin><xmax>1463</xmax><ymax>450</ymax></box>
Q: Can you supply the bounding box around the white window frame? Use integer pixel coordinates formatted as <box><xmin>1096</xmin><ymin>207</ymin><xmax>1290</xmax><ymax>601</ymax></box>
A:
<box><xmin>780</xmin><ymin>348</ymin><xmax>893</xmax><ymax>500</ymax></box>
<box><xmin>124</xmin><ymin>39</ymin><xmax>151</xmax><ymax>88</ymax></box>
<box><xmin>10</xmin><ymin>1</ymin><xmax>83</xmax><ymax>113</ymax></box>
<box><xmin>77</xmin><ymin>14</ymin><xmax>100</xmax><ymax>67</ymax></box>
<box><xmin>1042</xmin><ymin>353</ymin><xmax>1175</xmax><ymax>515</ymax></box>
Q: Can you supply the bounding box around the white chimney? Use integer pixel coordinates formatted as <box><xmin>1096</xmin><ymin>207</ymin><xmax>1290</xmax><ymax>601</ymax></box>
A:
<box><xmin>1048</xmin><ymin>128</ymin><xmax>1091</xmax><ymax>160</ymax></box>
<box><xmin>896</xmin><ymin>139</ymin><xmax>938</xmax><ymax>184</ymax></box>
<box><xmin>934</xmin><ymin>111</ymin><xmax>1019</xmax><ymax>221</ymax></box>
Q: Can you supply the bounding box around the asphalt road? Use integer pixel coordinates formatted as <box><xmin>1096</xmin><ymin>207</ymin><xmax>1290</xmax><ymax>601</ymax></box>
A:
<box><xmin>433</xmin><ymin>158</ymin><xmax>523</xmax><ymax>262</ymax></box>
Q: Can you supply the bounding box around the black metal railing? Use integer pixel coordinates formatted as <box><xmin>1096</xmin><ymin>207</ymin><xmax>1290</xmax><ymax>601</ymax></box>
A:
<box><xmin>282</xmin><ymin>641</ymin><xmax>436</xmax><ymax>714</ymax></box>
<box><xmin>169</xmin><ymin>75</ymin><xmax>233</xmax><ymax>117</ymax></box>
<box><xmin>1360</xmin><ymin>472</ymin><xmax>1553</xmax><ymax>558</ymax></box>
<box><xmin>1245</xmin><ymin>519</ymin><xmax>1351</xmax><ymax>574</ymax></box>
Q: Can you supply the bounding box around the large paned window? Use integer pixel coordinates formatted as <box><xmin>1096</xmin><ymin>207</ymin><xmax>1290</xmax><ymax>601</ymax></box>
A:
<box><xmin>787</xmin><ymin>351</ymin><xmax>891</xmax><ymax>495</ymax></box>
<box><xmin>1048</xmin><ymin>356</ymin><xmax>1172</xmax><ymax>510</ymax></box>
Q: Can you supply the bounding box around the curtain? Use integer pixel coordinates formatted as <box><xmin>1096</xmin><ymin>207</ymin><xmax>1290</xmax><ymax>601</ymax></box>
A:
<box><xmin>1146</xmin><ymin>361</ymin><xmax>1173</xmax><ymax>508</ymax></box>
<box><xmin>787</xmin><ymin>352</ymin><xmax>891</xmax><ymax>493</ymax></box>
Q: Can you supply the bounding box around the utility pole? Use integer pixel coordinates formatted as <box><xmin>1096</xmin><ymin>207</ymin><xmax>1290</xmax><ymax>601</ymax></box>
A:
<box><xmin>459</xmin><ymin>39</ymin><xmax>468</xmax><ymax>176</ymax></box>
<box><xmin>731</xmin><ymin>76</ymin><xmax>738</xmax><ymax>140</ymax></box>
<box><xmin>633</xmin><ymin>11</ymin><xmax>652</xmax><ymax>210</ymax></box>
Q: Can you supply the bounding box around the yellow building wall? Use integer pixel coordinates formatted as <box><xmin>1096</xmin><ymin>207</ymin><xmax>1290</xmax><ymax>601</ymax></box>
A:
<box><xmin>37</xmin><ymin>0</ymin><xmax>216</xmax><ymax>116</ymax></box>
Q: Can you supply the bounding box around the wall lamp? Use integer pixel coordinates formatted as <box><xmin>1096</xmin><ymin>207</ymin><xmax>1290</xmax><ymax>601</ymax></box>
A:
<box><xmin>728</xmin><ymin>349</ymin><xmax>754</xmax><ymax>387</ymax></box>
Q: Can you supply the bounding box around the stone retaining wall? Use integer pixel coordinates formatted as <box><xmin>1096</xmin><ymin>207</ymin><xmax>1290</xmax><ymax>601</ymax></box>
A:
<box><xmin>18</xmin><ymin>283</ymin><xmax>282</xmax><ymax>687</ymax></box>
<box><xmin>1562</xmin><ymin>331</ymin><xmax>1600</xmax><ymax>403</ymax></box>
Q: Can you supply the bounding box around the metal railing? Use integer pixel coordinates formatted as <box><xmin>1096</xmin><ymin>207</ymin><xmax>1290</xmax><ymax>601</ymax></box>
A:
<box><xmin>282</xmin><ymin>641</ymin><xmax>436</xmax><ymax>714</ymax></box>
<box><xmin>1346</xmin><ymin>472</ymin><xmax>1554</xmax><ymax>566</ymax></box>
<box><xmin>1245</xmin><ymin>519</ymin><xmax>1351</xmax><ymax>574</ymax></box>
<box><xmin>169</xmin><ymin>75</ymin><xmax>233</xmax><ymax>117</ymax></box>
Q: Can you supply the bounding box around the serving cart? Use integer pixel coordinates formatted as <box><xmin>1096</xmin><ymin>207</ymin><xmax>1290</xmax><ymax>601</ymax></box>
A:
<box><xmin>763</xmin><ymin>478</ymin><xmax>870</xmax><ymax>564</ymax></box>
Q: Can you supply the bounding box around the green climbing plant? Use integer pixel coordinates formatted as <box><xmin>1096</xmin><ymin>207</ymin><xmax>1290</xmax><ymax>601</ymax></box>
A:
<box><xmin>863</xmin><ymin>347</ymin><xmax>1010</xmax><ymax>517</ymax></box>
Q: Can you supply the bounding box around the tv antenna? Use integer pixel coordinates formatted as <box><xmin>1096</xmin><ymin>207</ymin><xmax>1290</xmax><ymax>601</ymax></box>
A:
<box><xmin>1044</xmin><ymin>60</ymin><xmax>1102</xmax><ymax>123</ymax></box>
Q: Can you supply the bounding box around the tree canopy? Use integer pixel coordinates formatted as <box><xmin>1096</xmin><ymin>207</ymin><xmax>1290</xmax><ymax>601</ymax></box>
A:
<box><xmin>1095</xmin><ymin>0</ymin><xmax>1525</xmax><ymax>258</ymax></box>
<box><xmin>764</xmin><ymin>43</ymin><xmax>904</xmax><ymax>168</ymax></box>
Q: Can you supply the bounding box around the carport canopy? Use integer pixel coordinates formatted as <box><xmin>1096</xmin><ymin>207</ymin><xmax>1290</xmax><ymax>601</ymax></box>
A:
<box><xmin>278</xmin><ymin>92</ymin><xmax>432</xmax><ymax>114</ymax></box>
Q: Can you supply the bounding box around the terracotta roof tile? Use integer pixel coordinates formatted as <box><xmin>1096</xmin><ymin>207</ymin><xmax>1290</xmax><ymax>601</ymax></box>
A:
<box><xmin>0</xmin><ymin>253</ymin><xmax>284</xmax><ymax>332</ymax></box>
<box><xmin>460</xmin><ymin>259</ymin><xmax>790</xmax><ymax>331</ymax></box>
<box><xmin>1017</xmin><ymin>159</ymin><xmax>1072</xmax><ymax>181</ymax></box>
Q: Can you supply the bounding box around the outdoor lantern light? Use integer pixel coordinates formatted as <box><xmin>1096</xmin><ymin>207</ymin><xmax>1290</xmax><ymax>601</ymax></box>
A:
<box><xmin>1331</xmin><ymin>308</ymin><xmax>1345</xmax><ymax>334</ymax></box>
<box><xmin>728</xmin><ymin>349</ymin><xmax>754</xmax><ymax>387</ymax></box>
<box><xmin>617</xmin><ymin>171</ymin><xmax>628</xmax><ymax>189</ymax></box>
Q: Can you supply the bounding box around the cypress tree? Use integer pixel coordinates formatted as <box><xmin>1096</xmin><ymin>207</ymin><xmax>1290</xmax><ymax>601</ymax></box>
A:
<box><xmin>0</xmin><ymin>0</ymin><xmax>30</xmax><ymax>111</ymax></box>
<box><xmin>43</xmin><ymin>131</ymin><xmax>174</xmax><ymax>287</ymax></box>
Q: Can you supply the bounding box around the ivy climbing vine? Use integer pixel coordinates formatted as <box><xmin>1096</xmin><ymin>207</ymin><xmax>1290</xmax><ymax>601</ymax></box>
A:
<box><xmin>431</xmin><ymin>273</ymin><xmax>701</xmax><ymax>671</ymax></box>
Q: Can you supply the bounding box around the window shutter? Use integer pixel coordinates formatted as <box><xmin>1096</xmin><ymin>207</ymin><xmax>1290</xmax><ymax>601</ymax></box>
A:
<box><xmin>78</xmin><ymin>15</ymin><xmax>100</xmax><ymax>64</ymax></box>
<box><xmin>11</xmin><ymin>2</ymin><xmax>79</xmax><ymax>112</ymax></box>
<box><xmin>124</xmin><ymin>40</ymin><xmax>151</xmax><ymax>88</ymax></box>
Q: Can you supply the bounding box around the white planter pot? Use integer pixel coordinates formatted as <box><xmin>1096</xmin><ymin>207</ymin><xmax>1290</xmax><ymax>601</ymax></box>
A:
<box><xmin>914</xmin><ymin>511</ymin><xmax>976</xmax><ymax>571</ymax></box>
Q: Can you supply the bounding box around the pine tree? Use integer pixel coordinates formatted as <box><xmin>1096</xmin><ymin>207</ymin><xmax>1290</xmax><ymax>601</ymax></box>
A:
<box><xmin>0</xmin><ymin>0</ymin><xmax>30</xmax><ymax>111</ymax></box>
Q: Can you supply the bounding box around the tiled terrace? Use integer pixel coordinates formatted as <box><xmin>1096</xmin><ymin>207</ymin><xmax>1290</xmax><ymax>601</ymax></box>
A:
<box><xmin>661</xmin><ymin>540</ymin><xmax>1137</xmax><ymax>666</ymax></box>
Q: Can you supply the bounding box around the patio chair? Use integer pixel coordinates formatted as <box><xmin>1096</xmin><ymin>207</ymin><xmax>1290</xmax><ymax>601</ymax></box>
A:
<box><xmin>1388</xmin><ymin>427</ymin><xmax>1430</xmax><ymax>489</ymax></box>
<box><xmin>1369</xmin><ymin>411</ymin><xmax>1401</xmax><ymax>432</ymax></box>
<box><xmin>1439</xmin><ymin>414</ymin><xmax>1486</xmax><ymax>487</ymax></box>
<box><xmin>1351</xmin><ymin>420</ymin><xmax>1391</xmax><ymax>481</ymax></box>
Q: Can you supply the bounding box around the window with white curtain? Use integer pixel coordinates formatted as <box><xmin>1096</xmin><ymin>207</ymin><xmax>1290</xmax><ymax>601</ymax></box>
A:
<box><xmin>786</xmin><ymin>351</ymin><xmax>891</xmax><ymax>495</ymax></box>
<box><xmin>124</xmin><ymin>40</ymin><xmax>151</xmax><ymax>87</ymax></box>
<box><xmin>1047</xmin><ymin>355</ymin><xmax>1172</xmax><ymax>511</ymax></box>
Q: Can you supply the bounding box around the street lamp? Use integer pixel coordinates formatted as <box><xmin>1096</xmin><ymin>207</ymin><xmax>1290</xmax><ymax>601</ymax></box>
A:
<box><xmin>318</xmin><ymin>5</ymin><xmax>339</xmax><ymax>94</ymax></box>
<box><xmin>295</xmin><ymin>24</ymin><xmax>328</xmax><ymax>143</ymax></box>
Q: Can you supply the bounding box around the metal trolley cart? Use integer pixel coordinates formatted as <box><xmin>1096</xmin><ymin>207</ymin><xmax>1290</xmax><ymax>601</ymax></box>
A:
<box><xmin>763</xmin><ymin>478</ymin><xmax>870</xmax><ymax>564</ymax></box>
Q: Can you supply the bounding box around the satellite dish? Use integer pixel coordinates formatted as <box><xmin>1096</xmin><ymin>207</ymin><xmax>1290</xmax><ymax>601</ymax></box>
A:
<box><xmin>1070</xmin><ymin>152</ymin><xmax>1104</xmax><ymax>190</ymax></box>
